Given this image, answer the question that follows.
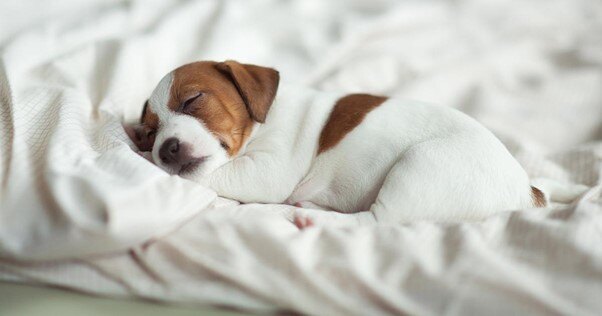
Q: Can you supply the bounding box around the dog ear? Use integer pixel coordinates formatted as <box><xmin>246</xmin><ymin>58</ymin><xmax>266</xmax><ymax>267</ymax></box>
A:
<box><xmin>216</xmin><ymin>60</ymin><xmax>279</xmax><ymax>123</ymax></box>
<box><xmin>124</xmin><ymin>100</ymin><xmax>156</xmax><ymax>151</ymax></box>
<box><xmin>124</xmin><ymin>123</ymin><xmax>156</xmax><ymax>152</ymax></box>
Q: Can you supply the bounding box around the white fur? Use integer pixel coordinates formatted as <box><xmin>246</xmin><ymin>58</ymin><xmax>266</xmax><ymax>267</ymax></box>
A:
<box><xmin>150</xmin><ymin>79</ymin><xmax>534</xmax><ymax>224</ymax></box>
<box><xmin>152</xmin><ymin>115</ymin><xmax>230</xmax><ymax>177</ymax></box>
<box><xmin>148</xmin><ymin>73</ymin><xmax>231</xmax><ymax>177</ymax></box>
<box><xmin>149</xmin><ymin>73</ymin><xmax>174</xmax><ymax>118</ymax></box>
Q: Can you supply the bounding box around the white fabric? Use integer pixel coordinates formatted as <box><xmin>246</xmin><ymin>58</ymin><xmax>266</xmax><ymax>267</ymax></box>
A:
<box><xmin>1</xmin><ymin>0</ymin><xmax>601</xmax><ymax>315</ymax></box>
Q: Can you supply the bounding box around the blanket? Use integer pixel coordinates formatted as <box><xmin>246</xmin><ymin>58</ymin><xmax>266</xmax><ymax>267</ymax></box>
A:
<box><xmin>1</xmin><ymin>0</ymin><xmax>601</xmax><ymax>315</ymax></box>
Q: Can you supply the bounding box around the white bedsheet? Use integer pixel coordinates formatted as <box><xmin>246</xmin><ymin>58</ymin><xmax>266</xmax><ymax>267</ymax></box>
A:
<box><xmin>1</xmin><ymin>0</ymin><xmax>601</xmax><ymax>315</ymax></box>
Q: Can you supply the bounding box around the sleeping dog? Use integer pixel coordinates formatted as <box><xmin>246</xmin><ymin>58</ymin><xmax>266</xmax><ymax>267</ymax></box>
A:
<box><xmin>127</xmin><ymin>60</ymin><xmax>545</xmax><ymax>227</ymax></box>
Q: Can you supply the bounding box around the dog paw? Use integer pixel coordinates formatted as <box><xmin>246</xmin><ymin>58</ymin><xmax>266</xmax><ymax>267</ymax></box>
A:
<box><xmin>293</xmin><ymin>214</ymin><xmax>314</xmax><ymax>229</ymax></box>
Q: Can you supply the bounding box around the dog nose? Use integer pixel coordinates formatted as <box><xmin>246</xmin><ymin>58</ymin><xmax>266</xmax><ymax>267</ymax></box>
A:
<box><xmin>159</xmin><ymin>137</ymin><xmax>184</xmax><ymax>165</ymax></box>
<box><xmin>159</xmin><ymin>137</ymin><xmax>206</xmax><ymax>173</ymax></box>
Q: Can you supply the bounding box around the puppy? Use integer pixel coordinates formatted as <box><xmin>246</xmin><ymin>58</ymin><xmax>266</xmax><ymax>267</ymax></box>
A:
<box><xmin>128</xmin><ymin>60</ymin><xmax>545</xmax><ymax>227</ymax></box>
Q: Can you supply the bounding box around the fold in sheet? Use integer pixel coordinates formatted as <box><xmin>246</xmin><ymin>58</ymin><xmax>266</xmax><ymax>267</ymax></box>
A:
<box><xmin>1</xmin><ymin>0</ymin><xmax>601</xmax><ymax>315</ymax></box>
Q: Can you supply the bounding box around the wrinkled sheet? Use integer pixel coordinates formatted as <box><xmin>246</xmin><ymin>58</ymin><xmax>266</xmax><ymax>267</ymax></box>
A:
<box><xmin>1</xmin><ymin>0</ymin><xmax>601</xmax><ymax>315</ymax></box>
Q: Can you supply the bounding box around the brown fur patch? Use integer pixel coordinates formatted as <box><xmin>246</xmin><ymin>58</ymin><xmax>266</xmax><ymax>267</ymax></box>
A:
<box><xmin>129</xmin><ymin>100</ymin><xmax>160</xmax><ymax>151</ymax></box>
<box><xmin>172</xmin><ymin>62</ymin><xmax>255</xmax><ymax>156</ymax></box>
<box><xmin>140</xmin><ymin>61</ymin><xmax>257</xmax><ymax>156</ymax></box>
<box><xmin>215</xmin><ymin>60</ymin><xmax>279</xmax><ymax>123</ymax></box>
<box><xmin>318</xmin><ymin>94</ymin><xmax>388</xmax><ymax>154</ymax></box>
<box><xmin>140</xmin><ymin>100</ymin><xmax>159</xmax><ymax>129</ymax></box>
<box><xmin>531</xmin><ymin>186</ymin><xmax>546</xmax><ymax>207</ymax></box>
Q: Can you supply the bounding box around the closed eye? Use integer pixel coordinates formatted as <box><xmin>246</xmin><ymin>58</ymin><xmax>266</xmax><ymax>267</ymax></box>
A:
<box><xmin>180</xmin><ymin>92</ymin><xmax>203</xmax><ymax>113</ymax></box>
<box><xmin>220</xmin><ymin>141</ymin><xmax>230</xmax><ymax>150</ymax></box>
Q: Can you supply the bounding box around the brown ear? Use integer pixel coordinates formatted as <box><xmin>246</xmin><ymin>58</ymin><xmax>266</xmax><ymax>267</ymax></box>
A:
<box><xmin>124</xmin><ymin>123</ymin><xmax>156</xmax><ymax>152</ymax></box>
<box><xmin>216</xmin><ymin>60</ymin><xmax>279</xmax><ymax>123</ymax></box>
<box><xmin>125</xmin><ymin>100</ymin><xmax>156</xmax><ymax>151</ymax></box>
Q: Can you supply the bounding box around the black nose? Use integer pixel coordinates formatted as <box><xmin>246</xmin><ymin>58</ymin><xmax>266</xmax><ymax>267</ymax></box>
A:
<box><xmin>159</xmin><ymin>137</ymin><xmax>206</xmax><ymax>173</ymax></box>
<box><xmin>159</xmin><ymin>137</ymin><xmax>183</xmax><ymax>166</ymax></box>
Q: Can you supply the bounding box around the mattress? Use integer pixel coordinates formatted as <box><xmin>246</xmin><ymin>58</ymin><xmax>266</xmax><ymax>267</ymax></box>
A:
<box><xmin>1</xmin><ymin>0</ymin><xmax>601</xmax><ymax>315</ymax></box>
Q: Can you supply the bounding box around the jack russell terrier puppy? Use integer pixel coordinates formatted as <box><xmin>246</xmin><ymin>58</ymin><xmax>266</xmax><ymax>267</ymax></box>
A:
<box><xmin>127</xmin><ymin>60</ymin><xmax>545</xmax><ymax>228</ymax></box>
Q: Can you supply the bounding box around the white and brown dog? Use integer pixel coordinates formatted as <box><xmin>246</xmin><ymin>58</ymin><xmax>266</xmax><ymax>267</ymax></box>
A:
<box><xmin>127</xmin><ymin>60</ymin><xmax>545</xmax><ymax>227</ymax></box>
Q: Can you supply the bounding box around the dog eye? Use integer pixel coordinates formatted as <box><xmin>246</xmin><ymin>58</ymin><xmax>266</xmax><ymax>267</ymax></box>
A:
<box><xmin>180</xmin><ymin>92</ymin><xmax>203</xmax><ymax>112</ymax></box>
<box><xmin>220</xmin><ymin>141</ymin><xmax>230</xmax><ymax>150</ymax></box>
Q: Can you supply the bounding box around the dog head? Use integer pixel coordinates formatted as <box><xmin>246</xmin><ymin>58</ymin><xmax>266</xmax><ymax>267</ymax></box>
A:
<box><xmin>127</xmin><ymin>60</ymin><xmax>279</xmax><ymax>179</ymax></box>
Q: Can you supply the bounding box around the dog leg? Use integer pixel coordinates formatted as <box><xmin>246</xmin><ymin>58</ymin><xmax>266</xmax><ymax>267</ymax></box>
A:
<box><xmin>368</xmin><ymin>137</ymin><xmax>531</xmax><ymax>223</ymax></box>
<box><xmin>206</xmin><ymin>154</ymin><xmax>300</xmax><ymax>204</ymax></box>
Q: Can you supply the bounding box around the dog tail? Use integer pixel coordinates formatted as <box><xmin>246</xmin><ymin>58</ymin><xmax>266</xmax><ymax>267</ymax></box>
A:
<box><xmin>529</xmin><ymin>178</ymin><xmax>589</xmax><ymax>206</ymax></box>
<box><xmin>531</xmin><ymin>186</ymin><xmax>546</xmax><ymax>207</ymax></box>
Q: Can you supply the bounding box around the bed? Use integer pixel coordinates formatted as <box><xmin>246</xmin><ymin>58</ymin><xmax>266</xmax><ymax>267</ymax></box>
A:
<box><xmin>1</xmin><ymin>0</ymin><xmax>601</xmax><ymax>315</ymax></box>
